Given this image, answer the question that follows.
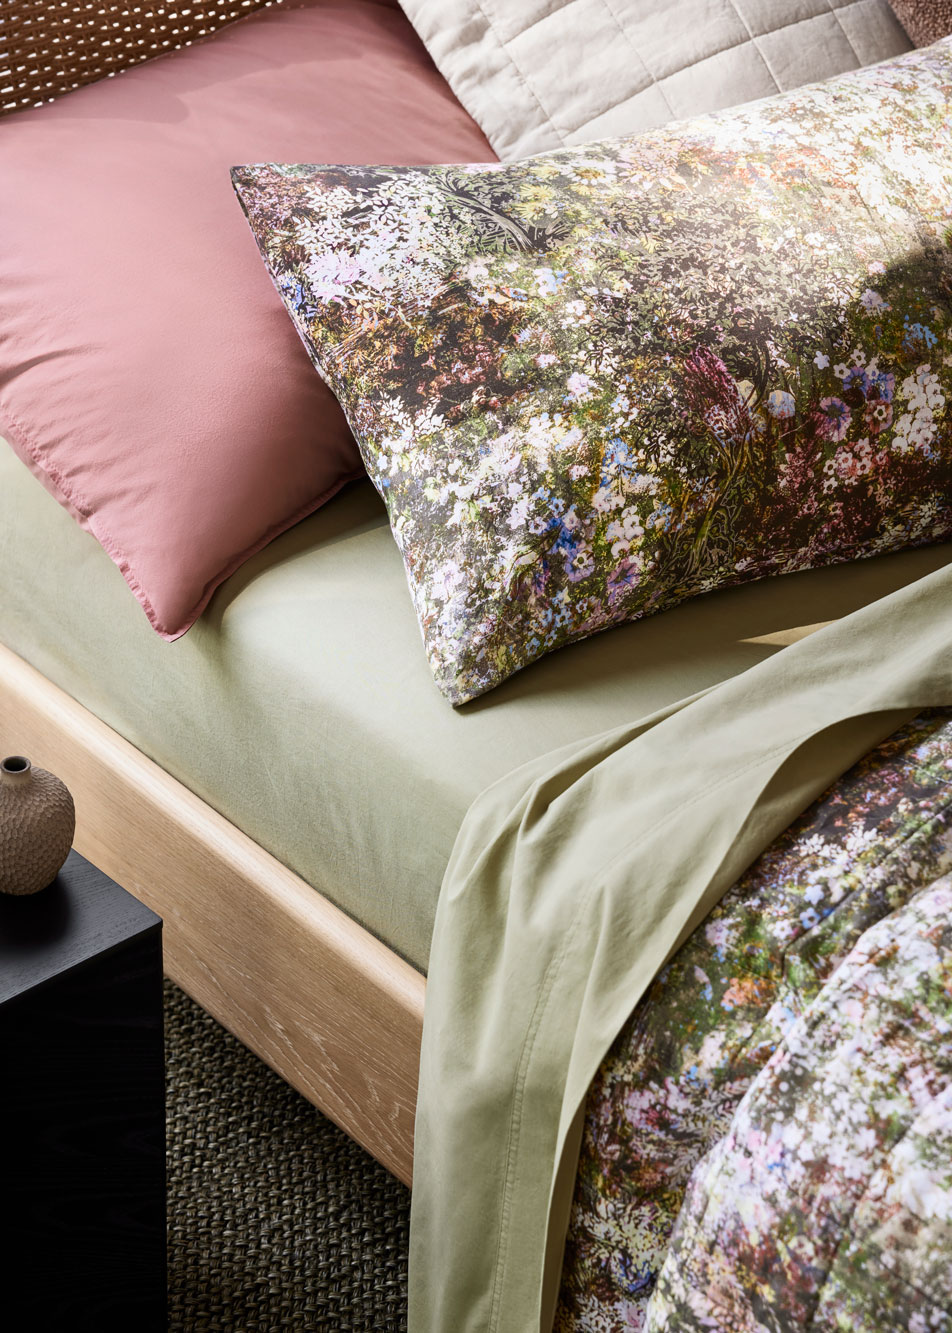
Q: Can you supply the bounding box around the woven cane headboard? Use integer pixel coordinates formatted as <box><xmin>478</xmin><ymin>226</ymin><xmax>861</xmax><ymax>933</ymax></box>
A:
<box><xmin>1</xmin><ymin>0</ymin><xmax>285</xmax><ymax>114</ymax></box>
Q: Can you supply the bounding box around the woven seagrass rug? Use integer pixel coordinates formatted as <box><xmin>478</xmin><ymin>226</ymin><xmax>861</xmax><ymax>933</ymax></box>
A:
<box><xmin>165</xmin><ymin>980</ymin><xmax>410</xmax><ymax>1331</ymax></box>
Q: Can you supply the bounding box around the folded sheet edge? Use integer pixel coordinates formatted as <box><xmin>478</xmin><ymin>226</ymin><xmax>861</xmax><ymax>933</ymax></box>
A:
<box><xmin>409</xmin><ymin>562</ymin><xmax>952</xmax><ymax>1331</ymax></box>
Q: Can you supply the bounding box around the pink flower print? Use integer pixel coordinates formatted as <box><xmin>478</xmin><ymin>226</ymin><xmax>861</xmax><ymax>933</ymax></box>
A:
<box><xmin>819</xmin><ymin>396</ymin><xmax>851</xmax><ymax>441</ymax></box>
<box><xmin>864</xmin><ymin>399</ymin><xmax>893</xmax><ymax>434</ymax></box>
<box><xmin>680</xmin><ymin>346</ymin><xmax>756</xmax><ymax>446</ymax></box>
<box><xmin>827</xmin><ymin>439</ymin><xmax>872</xmax><ymax>485</ymax></box>
<box><xmin>721</xmin><ymin>974</ymin><xmax>771</xmax><ymax>1010</ymax></box>
<box><xmin>607</xmin><ymin>558</ymin><xmax>642</xmax><ymax>601</ymax></box>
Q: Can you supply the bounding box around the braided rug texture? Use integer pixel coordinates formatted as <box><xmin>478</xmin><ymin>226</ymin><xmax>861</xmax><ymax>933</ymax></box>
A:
<box><xmin>165</xmin><ymin>981</ymin><xmax>410</xmax><ymax>1331</ymax></box>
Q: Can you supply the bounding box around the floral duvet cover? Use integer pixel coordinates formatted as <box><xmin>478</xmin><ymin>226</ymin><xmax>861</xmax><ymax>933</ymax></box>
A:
<box><xmin>558</xmin><ymin>709</ymin><xmax>952</xmax><ymax>1332</ymax></box>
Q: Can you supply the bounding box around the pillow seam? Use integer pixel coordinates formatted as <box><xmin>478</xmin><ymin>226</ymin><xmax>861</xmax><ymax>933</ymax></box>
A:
<box><xmin>0</xmin><ymin>404</ymin><xmax>366</xmax><ymax>639</ymax></box>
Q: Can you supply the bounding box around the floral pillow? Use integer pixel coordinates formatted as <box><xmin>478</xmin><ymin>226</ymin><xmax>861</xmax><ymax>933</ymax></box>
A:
<box><xmin>233</xmin><ymin>40</ymin><xmax>952</xmax><ymax>705</ymax></box>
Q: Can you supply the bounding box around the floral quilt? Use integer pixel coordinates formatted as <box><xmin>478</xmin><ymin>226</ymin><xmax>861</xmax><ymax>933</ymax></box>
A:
<box><xmin>234</xmin><ymin>40</ymin><xmax>952</xmax><ymax>703</ymax></box>
<box><xmin>557</xmin><ymin>709</ymin><xmax>952</xmax><ymax>1331</ymax></box>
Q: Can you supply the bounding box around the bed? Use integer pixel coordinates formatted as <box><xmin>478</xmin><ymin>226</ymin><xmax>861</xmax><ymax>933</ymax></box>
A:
<box><xmin>2</xmin><ymin>0</ymin><xmax>952</xmax><ymax>1326</ymax></box>
<box><xmin>8</xmin><ymin>432</ymin><xmax>950</xmax><ymax>1186</ymax></box>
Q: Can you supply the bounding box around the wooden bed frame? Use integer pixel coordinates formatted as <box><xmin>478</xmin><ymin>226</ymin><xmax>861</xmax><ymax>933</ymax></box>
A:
<box><xmin>2</xmin><ymin>0</ymin><xmax>428</xmax><ymax>1181</ymax></box>
<box><xmin>0</xmin><ymin>0</ymin><xmax>846</xmax><ymax>1203</ymax></box>
<box><xmin>0</xmin><ymin>642</ymin><xmax>423</xmax><ymax>1186</ymax></box>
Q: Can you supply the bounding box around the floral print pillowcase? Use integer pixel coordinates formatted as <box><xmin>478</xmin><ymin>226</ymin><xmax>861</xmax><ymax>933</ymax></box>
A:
<box><xmin>233</xmin><ymin>40</ymin><xmax>952</xmax><ymax>705</ymax></box>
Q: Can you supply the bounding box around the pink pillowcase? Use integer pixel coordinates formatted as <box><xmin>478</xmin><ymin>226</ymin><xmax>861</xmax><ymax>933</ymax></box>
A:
<box><xmin>0</xmin><ymin>0</ymin><xmax>492</xmax><ymax>638</ymax></box>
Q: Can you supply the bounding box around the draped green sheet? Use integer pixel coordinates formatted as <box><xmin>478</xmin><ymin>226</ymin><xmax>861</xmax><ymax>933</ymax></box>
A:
<box><xmin>7</xmin><ymin>436</ymin><xmax>950</xmax><ymax>972</ymax></box>
<box><xmin>408</xmin><ymin>563</ymin><xmax>952</xmax><ymax>1331</ymax></box>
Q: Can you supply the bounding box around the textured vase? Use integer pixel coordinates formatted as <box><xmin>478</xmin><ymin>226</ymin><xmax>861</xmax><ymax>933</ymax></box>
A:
<box><xmin>0</xmin><ymin>756</ymin><xmax>75</xmax><ymax>895</ymax></box>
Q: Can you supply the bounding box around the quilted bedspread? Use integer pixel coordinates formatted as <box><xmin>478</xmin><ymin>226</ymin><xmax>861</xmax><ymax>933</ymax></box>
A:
<box><xmin>559</xmin><ymin>709</ymin><xmax>952</xmax><ymax>1331</ymax></box>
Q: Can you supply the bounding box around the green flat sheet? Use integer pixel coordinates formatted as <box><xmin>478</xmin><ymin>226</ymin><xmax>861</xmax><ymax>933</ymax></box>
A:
<box><xmin>3</xmin><ymin>436</ymin><xmax>952</xmax><ymax>969</ymax></box>
<box><xmin>409</xmin><ymin>563</ymin><xmax>952</xmax><ymax>1330</ymax></box>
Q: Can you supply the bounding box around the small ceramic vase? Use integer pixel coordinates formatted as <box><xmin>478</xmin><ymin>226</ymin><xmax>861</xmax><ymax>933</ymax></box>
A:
<box><xmin>0</xmin><ymin>755</ymin><xmax>76</xmax><ymax>895</ymax></box>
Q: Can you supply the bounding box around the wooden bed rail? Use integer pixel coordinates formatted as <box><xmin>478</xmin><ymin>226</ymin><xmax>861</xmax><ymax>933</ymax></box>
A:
<box><xmin>0</xmin><ymin>642</ymin><xmax>424</xmax><ymax>1185</ymax></box>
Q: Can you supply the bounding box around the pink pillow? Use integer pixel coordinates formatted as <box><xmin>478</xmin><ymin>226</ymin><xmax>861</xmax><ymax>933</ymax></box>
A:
<box><xmin>0</xmin><ymin>0</ymin><xmax>493</xmax><ymax>638</ymax></box>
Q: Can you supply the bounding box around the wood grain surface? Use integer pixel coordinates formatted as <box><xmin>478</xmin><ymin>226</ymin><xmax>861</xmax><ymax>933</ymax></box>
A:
<box><xmin>0</xmin><ymin>643</ymin><xmax>425</xmax><ymax>1185</ymax></box>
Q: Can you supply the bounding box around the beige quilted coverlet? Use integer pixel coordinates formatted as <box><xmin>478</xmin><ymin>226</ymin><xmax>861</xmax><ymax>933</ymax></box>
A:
<box><xmin>398</xmin><ymin>0</ymin><xmax>912</xmax><ymax>158</ymax></box>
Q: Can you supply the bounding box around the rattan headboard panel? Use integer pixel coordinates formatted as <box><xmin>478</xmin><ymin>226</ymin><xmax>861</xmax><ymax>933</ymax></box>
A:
<box><xmin>1</xmin><ymin>0</ymin><xmax>285</xmax><ymax>114</ymax></box>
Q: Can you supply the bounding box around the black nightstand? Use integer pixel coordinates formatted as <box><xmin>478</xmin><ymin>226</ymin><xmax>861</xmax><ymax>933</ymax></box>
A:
<box><xmin>0</xmin><ymin>848</ymin><xmax>166</xmax><ymax>1330</ymax></box>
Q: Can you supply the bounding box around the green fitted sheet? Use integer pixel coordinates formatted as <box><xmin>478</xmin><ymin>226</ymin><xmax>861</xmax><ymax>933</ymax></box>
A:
<box><xmin>4</xmin><ymin>437</ymin><xmax>952</xmax><ymax>971</ymax></box>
